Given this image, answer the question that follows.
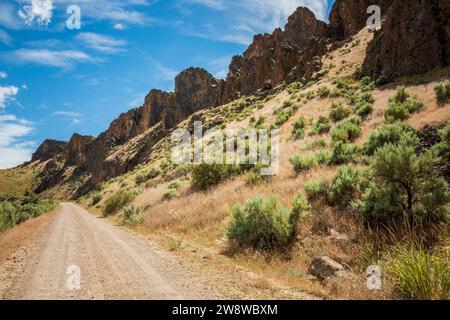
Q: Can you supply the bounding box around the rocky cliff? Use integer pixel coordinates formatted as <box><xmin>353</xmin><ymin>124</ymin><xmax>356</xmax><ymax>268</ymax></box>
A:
<box><xmin>362</xmin><ymin>0</ymin><xmax>450</xmax><ymax>81</ymax></box>
<box><xmin>29</xmin><ymin>1</ymin><xmax>450</xmax><ymax>197</ymax></box>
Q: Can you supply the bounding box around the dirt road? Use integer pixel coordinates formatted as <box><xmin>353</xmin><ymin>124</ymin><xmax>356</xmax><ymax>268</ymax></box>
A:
<box><xmin>0</xmin><ymin>203</ymin><xmax>222</xmax><ymax>300</ymax></box>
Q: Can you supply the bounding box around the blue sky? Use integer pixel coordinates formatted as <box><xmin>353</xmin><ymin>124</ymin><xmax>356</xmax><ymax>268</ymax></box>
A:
<box><xmin>0</xmin><ymin>0</ymin><xmax>334</xmax><ymax>168</ymax></box>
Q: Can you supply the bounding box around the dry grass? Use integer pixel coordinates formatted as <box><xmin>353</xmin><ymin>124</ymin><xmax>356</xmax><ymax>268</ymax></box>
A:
<box><xmin>0</xmin><ymin>205</ymin><xmax>59</xmax><ymax>264</ymax></box>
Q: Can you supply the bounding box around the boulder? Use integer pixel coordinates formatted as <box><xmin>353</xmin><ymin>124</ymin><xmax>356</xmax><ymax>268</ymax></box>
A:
<box><xmin>308</xmin><ymin>256</ymin><xmax>345</xmax><ymax>280</ymax></box>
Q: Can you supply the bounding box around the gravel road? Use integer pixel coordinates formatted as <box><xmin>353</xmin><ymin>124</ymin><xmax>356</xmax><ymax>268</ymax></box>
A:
<box><xmin>0</xmin><ymin>203</ymin><xmax>222</xmax><ymax>300</ymax></box>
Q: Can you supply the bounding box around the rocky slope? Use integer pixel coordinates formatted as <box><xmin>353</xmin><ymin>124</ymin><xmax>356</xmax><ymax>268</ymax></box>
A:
<box><xmin>21</xmin><ymin>1</ymin><xmax>450</xmax><ymax>198</ymax></box>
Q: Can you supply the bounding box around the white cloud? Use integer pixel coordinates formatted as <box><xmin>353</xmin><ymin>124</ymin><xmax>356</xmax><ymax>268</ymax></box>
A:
<box><xmin>6</xmin><ymin>48</ymin><xmax>95</xmax><ymax>68</ymax></box>
<box><xmin>53</xmin><ymin>0</ymin><xmax>156</xmax><ymax>25</ymax></box>
<box><xmin>0</xmin><ymin>114</ymin><xmax>35</xmax><ymax>169</ymax></box>
<box><xmin>0</xmin><ymin>3</ymin><xmax>22</xmax><ymax>30</ymax></box>
<box><xmin>76</xmin><ymin>32</ymin><xmax>127</xmax><ymax>53</ymax></box>
<box><xmin>0</xmin><ymin>86</ymin><xmax>19</xmax><ymax>108</ymax></box>
<box><xmin>0</xmin><ymin>28</ymin><xmax>12</xmax><ymax>45</ymax></box>
<box><xmin>18</xmin><ymin>0</ymin><xmax>54</xmax><ymax>26</ymax></box>
<box><xmin>52</xmin><ymin>111</ymin><xmax>82</xmax><ymax>117</ymax></box>
<box><xmin>180</xmin><ymin>0</ymin><xmax>330</xmax><ymax>44</ymax></box>
<box><xmin>114</xmin><ymin>23</ymin><xmax>125</xmax><ymax>30</ymax></box>
<box><xmin>0</xmin><ymin>71</ymin><xmax>7</xmax><ymax>79</ymax></box>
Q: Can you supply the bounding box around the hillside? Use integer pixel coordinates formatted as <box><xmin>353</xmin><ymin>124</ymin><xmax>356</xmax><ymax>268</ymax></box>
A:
<box><xmin>1</xmin><ymin>0</ymin><xmax>450</xmax><ymax>300</ymax></box>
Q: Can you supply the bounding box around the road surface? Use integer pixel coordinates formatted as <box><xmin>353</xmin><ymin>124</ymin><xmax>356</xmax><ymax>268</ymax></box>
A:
<box><xmin>0</xmin><ymin>203</ymin><xmax>221</xmax><ymax>300</ymax></box>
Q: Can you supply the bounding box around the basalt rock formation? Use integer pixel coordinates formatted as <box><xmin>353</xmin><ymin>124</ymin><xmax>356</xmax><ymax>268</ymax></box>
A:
<box><xmin>31</xmin><ymin>139</ymin><xmax>68</xmax><ymax>162</ymax></box>
<box><xmin>28</xmin><ymin>1</ymin><xmax>450</xmax><ymax>197</ymax></box>
<box><xmin>221</xmin><ymin>7</ymin><xmax>328</xmax><ymax>102</ymax></box>
<box><xmin>328</xmin><ymin>0</ymin><xmax>393</xmax><ymax>40</ymax></box>
<box><xmin>362</xmin><ymin>0</ymin><xmax>450</xmax><ymax>81</ymax></box>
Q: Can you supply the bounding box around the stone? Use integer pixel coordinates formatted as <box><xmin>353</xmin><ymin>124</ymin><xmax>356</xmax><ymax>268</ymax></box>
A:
<box><xmin>308</xmin><ymin>256</ymin><xmax>345</xmax><ymax>280</ymax></box>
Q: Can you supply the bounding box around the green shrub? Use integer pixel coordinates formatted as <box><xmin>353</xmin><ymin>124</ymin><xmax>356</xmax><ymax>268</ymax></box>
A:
<box><xmin>244</xmin><ymin>170</ymin><xmax>271</xmax><ymax>186</ymax></box>
<box><xmin>329</xmin><ymin>103</ymin><xmax>351</xmax><ymax>122</ymax></box>
<box><xmin>330</xmin><ymin>141</ymin><xmax>360</xmax><ymax>165</ymax></box>
<box><xmin>168</xmin><ymin>180</ymin><xmax>182</xmax><ymax>189</ymax></box>
<box><xmin>359</xmin><ymin>76</ymin><xmax>376</xmax><ymax>92</ymax></box>
<box><xmin>0</xmin><ymin>199</ymin><xmax>58</xmax><ymax>232</ymax></box>
<box><xmin>162</xmin><ymin>188</ymin><xmax>179</xmax><ymax>201</ymax></box>
<box><xmin>356</xmin><ymin>102</ymin><xmax>374</xmax><ymax>118</ymax></box>
<box><xmin>434</xmin><ymin>81</ymin><xmax>450</xmax><ymax>105</ymax></box>
<box><xmin>304</xmin><ymin>179</ymin><xmax>329</xmax><ymax>200</ymax></box>
<box><xmin>357</xmin><ymin>143</ymin><xmax>449</xmax><ymax>225</ymax></box>
<box><xmin>310</xmin><ymin>116</ymin><xmax>331</xmax><ymax>135</ymax></box>
<box><xmin>135</xmin><ymin>168</ymin><xmax>160</xmax><ymax>185</ymax></box>
<box><xmin>385</xmin><ymin>87</ymin><xmax>423</xmax><ymax>122</ymax></box>
<box><xmin>317</xmin><ymin>86</ymin><xmax>330</xmax><ymax>98</ymax></box>
<box><xmin>292</xmin><ymin>116</ymin><xmax>307</xmax><ymax>140</ymax></box>
<box><xmin>91</xmin><ymin>193</ymin><xmax>102</xmax><ymax>206</ymax></box>
<box><xmin>303</xmin><ymin>139</ymin><xmax>327</xmax><ymax>150</ymax></box>
<box><xmin>387</xmin><ymin>246</ymin><xmax>450</xmax><ymax>300</ymax></box>
<box><xmin>121</xmin><ymin>205</ymin><xmax>144</xmax><ymax>224</ymax></box>
<box><xmin>103</xmin><ymin>191</ymin><xmax>136</xmax><ymax>216</ymax></box>
<box><xmin>363</xmin><ymin>122</ymin><xmax>418</xmax><ymax>155</ymax></box>
<box><xmin>191</xmin><ymin>163</ymin><xmax>240</xmax><ymax>191</ymax></box>
<box><xmin>290</xmin><ymin>156</ymin><xmax>318</xmax><ymax>173</ymax></box>
<box><xmin>328</xmin><ymin>166</ymin><xmax>366</xmax><ymax>205</ymax></box>
<box><xmin>331</xmin><ymin>117</ymin><xmax>362</xmax><ymax>143</ymax></box>
<box><xmin>227</xmin><ymin>195</ymin><xmax>308</xmax><ymax>250</ymax></box>
<box><xmin>315</xmin><ymin>149</ymin><xmax>331</xmax><ymax>165</ymax></box>
<box><xmin>275</xmin><ymin>109</ymin><xmax>293</xmax><ymax>126</ymax></box>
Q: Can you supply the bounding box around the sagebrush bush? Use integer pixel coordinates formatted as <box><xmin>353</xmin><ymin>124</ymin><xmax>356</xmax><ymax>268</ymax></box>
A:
<box><xmin>304</xmin><ymin>179</ymin><xmax>329</xmax><ymax>200</ymax></box>
<box><xmin>387</xmin><ymin>246</ymin><xmax>450</xmax><ymax>300</ymax></box>
<box><xmin>0</xmin><ymin>199</ymin><xmax>57</xmax><ymax>232</ymax></box>
<box><xmin>290</xmin><ymin>155</ymin><xmax>318</xmax><ymax>173</ymax></box>
<box><xmin>227</xmin><ymin>195</ymin><xmax>308</xmax><ymax>250</ymax></box>
<box><xmin>121</xmin><ymin>205</ymin><xmax>144</xmax><ymax>224</ymax></box>
<box><xmin>315</xmin><ymin>149</ymin><xmax>331</xmax><ymax>165</ymax></box>
<box><xmin>356</xmin><ymin>101</ymin><xmax>374</xmax><ymax>118</ymax></box>
<box><xmin>168</xmin><ymin>180</ymin><xmax>182</xmax><ymax>189</ymax></box>
<box><xmin>191</xmin><ymin>163</ymin><xmax>240</xmax><ymax>191</ymax></box>
<box><xmin>358</xmin><ymin>143</ymin><xmax>449</xmax><ymax>225</ymax></box>
<box><xmin>91</xmin><ymin>193</ymin><xmax>102</xmax><ymax>206</ymax></box>
<box><xmin>317</xmin><ymin>86</ymin><xmax>330</xmax><ymax>98</ymax></box>
<box><xmin>103</xmin><ymin>191</ymin><xmax>136</xmax><ymax>216</ymax></box>
<box><xmin>328</xmin><ymin>166</ymin><xmax>366</xmax><ymax>205</ymax></box>
<box><xmin>434</xmin><ymin>81</ymin><xmax>450</xmax><ymax>105</ymax></box>
<box><xmin>331</xmin><ymin>117</ymin><xmax>362</xmax><ymax>143</ymax></box>
<box><xmin>162</xmin><ymin>188</ymin><xmax>179</xmax><ymax>201</ymax></box>
<box><xmin>330</xmin><ymin>141</ymin><xmax>360</xmax><ymax>165</ymax></box>
<box><xmin>329</xmin><ymin>102</ymin><xmax>351</xmax><ymax>122</ymax></box>
<box><xmin>135</xmin><ymin>168</ymin><xmax>160</xmax><ymax>185</ymax></box>
<box><xmin>385</xmin><ymin>87</ymin><xmax>423</xmax><ymax>122</ymax></box>
<box><xmin>363</xmin><ymin>122</ymin><xmax>418</xmax><ymax>155</ymax></box>
<box><xmin>292</xmin><ymin>116</ymin><xmax>307</xmax><ymax>140</ymax></box>
<box><xmin>310</xmin><ymin>116</ymin><xmax>331</xmax><ymax>135</ymax></box>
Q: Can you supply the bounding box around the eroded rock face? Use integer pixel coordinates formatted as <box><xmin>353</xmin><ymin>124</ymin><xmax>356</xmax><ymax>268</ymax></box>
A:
<box><xmin>221</xmin><ymin>7</ymin><xmax>328</xmax><ymax>102</ymax></box>
<box><xmin>328</xmin><ymin>0</ymin><xmax>393</xmax><ymax>40</ymax></box>
<box><xmin>31</xmin><ymin>139</ymin><xmax>68</xmax><ymax>162</ymax></box>
<box><xmin>362</xmin><ymin>0</ymin><xmax>450</xmax><ymax>81</ymax></box>
<box><xmin>66</xmin><ymin>134</ymin><xmax>95</xmax><ymax>167</ymax></box>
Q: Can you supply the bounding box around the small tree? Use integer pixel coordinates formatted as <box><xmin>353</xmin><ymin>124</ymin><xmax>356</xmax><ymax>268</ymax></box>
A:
<box><xmin>358</xmin><ymin>143</ymin><xmax>449</xmax><ymax>225</ymax></box>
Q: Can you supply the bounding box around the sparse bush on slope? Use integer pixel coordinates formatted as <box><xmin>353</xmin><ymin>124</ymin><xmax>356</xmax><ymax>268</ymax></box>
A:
<box><xmin>0</xmin><ymin>198</ymin><xmax>58</xmax><ymax>232</ymax></box>
<box><xmin>363</xmin><ymin>122</ymin><xmax>418</xmax><ymax>155</ymax></box>
<box><xmin>328</xmin><ymin>166</ymin><xmax>367</xmax><ymax>206</ymax></box>
<box><xmin>357</xmin><ymin>143</ymin><xmax>449</xmax><ymax>225</ymax></box>
<box><xmin>329</xmin><ymin>102</ymin><xmax>351</xmax><ymax>122</ymax></box>
<box><xmin>385</xmin><ymin>86</ymin><xmax>423</xmax><ymax>122</ymax></box>
<box><xmin>103</xmin><ymin>190</ymin><xmax>136</xmax><ymax>216</ymax></box>
<box><xmin>227</xmin><ymin>194</ymin><xmax>310</xmax><ymax>250</ymax></box>
<box><xmin>434</xmin><ymin>81</ymin><xmax>450</xmax><ymax>105</ymax></box>
<box><xmin>191</xmin><ymin>163</ymin><xmax>240</xmax><ymax>191</ymax></box>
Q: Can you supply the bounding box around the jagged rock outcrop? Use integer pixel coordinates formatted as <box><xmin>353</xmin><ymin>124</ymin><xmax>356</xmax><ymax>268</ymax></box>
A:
<box><xmin>328</xmin><ymin>0</ymin><xmax>393</xmax><ymax>40</ymax></box>
<box><xmin>31</xmin><ymin>139</ymin><xmax>67</xmax><ymax>162</ymax></box>
<box><xmin>221</xmin><ymin>7</ymin><xmax>328</xmax><ymax>102</ymax></box>
<box><xmin>66</xmin><ymin>134</ymin><xmax>95</xmax><ymax>167</ymax></box>
<box><xmin>362</xmin><ymin>0</ymin><xmax>450</xmax><ymax>81</ymax></box>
